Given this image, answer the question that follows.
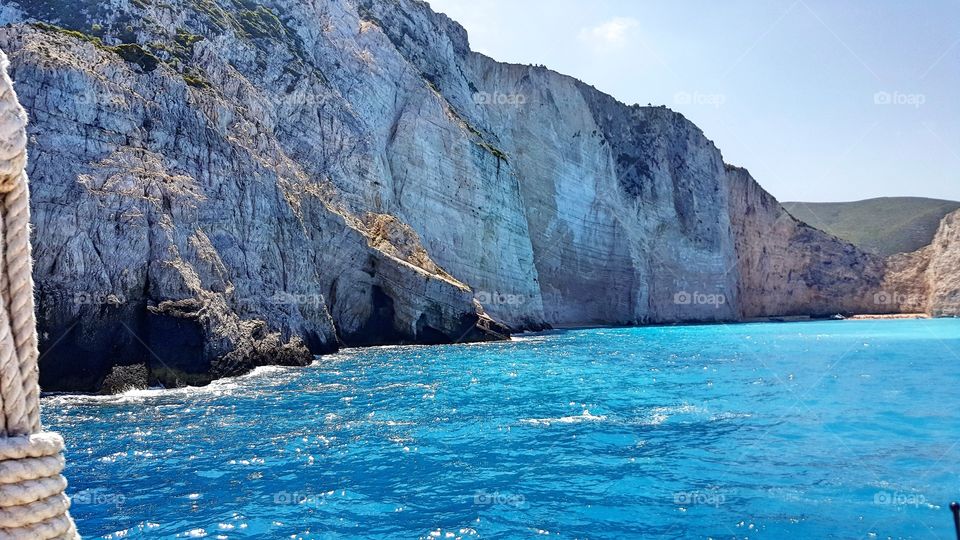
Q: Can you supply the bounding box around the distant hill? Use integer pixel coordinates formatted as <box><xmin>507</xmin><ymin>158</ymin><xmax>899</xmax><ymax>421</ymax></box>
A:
<box><xmin>782</xmin><ymin>197</ymin><xmax>960</xmax><ymax>257</ymax></box>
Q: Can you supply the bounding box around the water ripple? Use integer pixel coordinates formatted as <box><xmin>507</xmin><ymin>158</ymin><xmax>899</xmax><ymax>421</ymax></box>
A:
<box><xmin>42</xmin><ymin>319</ymin><xmax>960</xmax><ymax>538</ymax></box>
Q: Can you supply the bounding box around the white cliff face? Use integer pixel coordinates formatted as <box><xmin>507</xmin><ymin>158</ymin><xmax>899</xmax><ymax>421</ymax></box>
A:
<box><xmin>0</xmin><ymin>0</ymin><xmax>905</xmax><ymax>391</ymax></box>
<box><xmin>362</xmin><ymin>0</ymin><xmax>741</xmax><ymax>325</ymax></box>
<box><xmin>923</xmin><ymin>211</ymin><xmax>960</xmax><ymax>316</ymax></box>
<box><xmin>321</xmin><ymin>9</ymin><xmax>548</xmax><ymax>329</ymax></box>
<box><xmin>885</xmin><ymin>209</ymin><xmax>960</xmax><ymax>316</ymax></box>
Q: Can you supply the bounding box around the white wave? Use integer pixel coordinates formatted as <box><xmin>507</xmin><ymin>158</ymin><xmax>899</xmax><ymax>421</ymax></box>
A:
<box><xmin>640</xmin><ymin>413</ymin><xmax>669</xmax><ymax>426</ymax></box>
<box><xmin>41</xmin><ymin>362</ymin><xmax>309</xmax><ymax>407</ymax></box>
<box><xmin>632</xmin><ymin>404</ymin><xmax>711</xmax><ymax>426</ymax></box>
<box><xmin>520</xmin><ymin>410</ymin><xmax>607</xmax><ymax>426</ymax></box>
<box><xmin>654</xmin><ymin>404</ymin><xmax>704</xmax><ymax>415</ymax></box>
<box><xmin>43</xmin><ymin>387</ymin><xmax>167</xmax><ymax>407</ymax></box>
<box><xmin>509</xmin><ymin>335</ymin><xmax>550</xmax><ymax>343</ymax></box>
<box><xmin>44</xmin><ymin>381</ymin><xmax>222</xmax><ymax>407</ymax></box>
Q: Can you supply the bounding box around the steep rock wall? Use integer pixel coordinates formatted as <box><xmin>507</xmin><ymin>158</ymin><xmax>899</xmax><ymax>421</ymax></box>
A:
<box><xmin>0</xmin><ymin>0</ymin><xmax>908</xmax><ymax>391</ymax></box>
<box><xmin>724</xmin><ymin>166</ymin><xmax>892</xmax><ymax>318</ymax></box>
<box><xmin>885</xmin><ymin>209</ymin><xmax>960</xmax><ymax>316</ymax></box>
<box><xmin>1</xmin><ymin>23</ymin><xmax>500</xmax><ymax>391</ymax></box>
<box><xmin>361</xmin><ymin>0</ymin><xmax>743</xmax><ymax>325</ymax></box>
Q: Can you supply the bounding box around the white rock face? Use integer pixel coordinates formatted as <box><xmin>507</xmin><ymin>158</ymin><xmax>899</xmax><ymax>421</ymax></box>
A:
<box><xmin>885</xmin><ymin>209</ymin><xmax>960</xmax><ymax>316</ymax></box>
<box><xmin>0</xmin><ymin>0</ymin><xmax>904</xmax><ymax>391</ymax></box>
<box><xmin>363</xmin><ymin>1</ymin><xmax>742</xmax><ymax>325</ymax></box>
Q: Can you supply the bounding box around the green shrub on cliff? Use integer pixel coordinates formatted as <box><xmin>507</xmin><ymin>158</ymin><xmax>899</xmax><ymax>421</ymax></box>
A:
<box><xmin>235</xmin><ymin>5</ymin><xmax>286</xmax><ymax>39</ymax></box>
<box><xmin>32</xmin><ymin>22</ymin><xmax>101</xmax><ymax>45</ymax></box>
<box><xmin>108</xmin><ymin>43</ymin><xmax>160</xmax><ymax>72</ymax></box>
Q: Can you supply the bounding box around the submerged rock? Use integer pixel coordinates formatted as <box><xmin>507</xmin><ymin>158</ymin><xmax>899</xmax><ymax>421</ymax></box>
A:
<box><xmin>98</xmin><ymin>363</ymin><xmax>149</xmax><ymax>395</ymax></box>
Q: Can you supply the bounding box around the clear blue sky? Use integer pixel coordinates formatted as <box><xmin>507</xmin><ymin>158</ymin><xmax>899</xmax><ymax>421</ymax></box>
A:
<box><xmin>426</xmin><ymin>0</ymin><xmax>960</xmax><ymax>203</ymax></box>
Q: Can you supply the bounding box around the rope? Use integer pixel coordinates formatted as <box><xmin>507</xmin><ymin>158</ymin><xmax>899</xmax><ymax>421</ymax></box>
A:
<box><xmin>0</xmin><ymin>49</ymin><xmax>80</xmax><ymax>538</ymax></box>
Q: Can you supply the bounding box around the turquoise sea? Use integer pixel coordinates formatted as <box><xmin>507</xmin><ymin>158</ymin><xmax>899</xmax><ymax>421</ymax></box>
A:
<box><xmin>43</xmin><ymin>319</ymin><xmax>960</xmax><ymax>538</ymax></box>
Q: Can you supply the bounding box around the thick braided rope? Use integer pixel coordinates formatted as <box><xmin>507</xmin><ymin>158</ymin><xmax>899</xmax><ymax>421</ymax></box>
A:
<box><xmin>0</xmin><ymin>435</ymin><xmax>75</xmax><ymax>540</ymax></box>
<box><xmin>0</xmin><ymin>50</ymin><xmax>80</xmax><ymax>539</ymax></box>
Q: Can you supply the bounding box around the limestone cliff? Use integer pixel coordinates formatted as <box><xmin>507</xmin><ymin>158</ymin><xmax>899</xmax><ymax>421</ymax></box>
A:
<box><xmin>884</xmin><ymin>209</ymin><xmax>960</xmax><ymax>316</ymax></box>
<box><xmin>725</xmin><ymin>165</ymin><xmax>892</xmax><ymax>318</ymax></box>
<box><xmin>0</xmin><ymin>0</ymin><xmax>909</xmax><ymax>392</ymax></box>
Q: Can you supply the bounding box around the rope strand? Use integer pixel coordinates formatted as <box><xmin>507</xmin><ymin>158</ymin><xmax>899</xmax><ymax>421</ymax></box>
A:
<box><xmin>0</xmin><ymin>48</ymin><xmax>79</xmax><ymax>538</ymax></box>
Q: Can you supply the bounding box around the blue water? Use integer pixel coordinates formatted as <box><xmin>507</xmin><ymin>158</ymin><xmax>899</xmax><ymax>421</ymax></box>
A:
<box><xmin>43</xmin><ymin>319</ymin><xmax>960</xmax><ymax>539</ymax></box>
